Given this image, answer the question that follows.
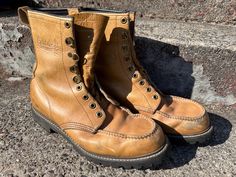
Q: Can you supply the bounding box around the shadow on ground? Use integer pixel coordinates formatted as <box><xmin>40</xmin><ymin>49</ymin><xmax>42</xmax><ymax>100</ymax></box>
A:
<box><xmin>159</xmin><ymin>113</ymin><xmax>232</xmax><ymax>169</ymax></box>
<box><xmin>135</xmin><ymin>36</ymin><xmax>194</xmax><ymax>98</ymax></box>
<box><xmin>134</xmin><ymin>36</ymin><xmax>232</xmax><ymax>169</ymax></box>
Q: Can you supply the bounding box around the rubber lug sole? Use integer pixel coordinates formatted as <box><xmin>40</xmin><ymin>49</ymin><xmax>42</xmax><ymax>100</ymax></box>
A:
<box><xmin>167</xmin><ymin>126</ymin><xmax>213</xmax><ymax>144</ymax></box>
<box><xmin>31</xmin><ymin>107</ymin><xmax>169</xmax><ymax>169</ymax></box>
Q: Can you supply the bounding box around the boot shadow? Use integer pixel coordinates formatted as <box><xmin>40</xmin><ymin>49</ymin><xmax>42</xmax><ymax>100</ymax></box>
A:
<box><xmin>134</xmin><ymin>36</ymin><xmax>232</xmax><ymax>169</ymax></box>
<box><xmin>135</xmin><ymin>36</ymin><xmax>194</xmax><ymax>98</ymax></box>
<box><xmin>157</xmin><ymin>112</ymin><xmax>232</xmax><ymax>170</ymax></box>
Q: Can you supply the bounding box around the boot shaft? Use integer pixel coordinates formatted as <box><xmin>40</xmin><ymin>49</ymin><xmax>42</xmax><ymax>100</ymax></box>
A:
<box><xmin>18</xmin><ymin>7</ymin><xmax>108</xmax><ymax>130</ymax></box>
<box><xmin>95</xmin><ymin>12</ymin><xmax>161</xmax><ymax>113</ymax></box>
<box><xmin>70</xmin><ymin>13</ymin><xmax>108</xmax><ymax>90</ymax></box>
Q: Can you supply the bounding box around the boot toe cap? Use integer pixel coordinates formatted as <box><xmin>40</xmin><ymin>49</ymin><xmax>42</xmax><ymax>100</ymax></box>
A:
<box><xmin>65</xmin><ymin>114</ymin><xmax>167</xmax><ymax>158</ymax></box>
<box><xmin>102</xmin><ymin>115</ymin><xmax>167</xmax><ymax>158</ymax></box>
<box><xmin>154</xmin><ymin>96</ymin><xmax>211</xmax><ymax>136</ymax></box>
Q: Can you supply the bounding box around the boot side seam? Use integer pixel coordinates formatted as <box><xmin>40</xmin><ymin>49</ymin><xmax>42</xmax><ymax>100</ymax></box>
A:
<box><xmin>60</xmin><ymin>122</ymin><xmax>96</xmax><ymax>133</ymax></box>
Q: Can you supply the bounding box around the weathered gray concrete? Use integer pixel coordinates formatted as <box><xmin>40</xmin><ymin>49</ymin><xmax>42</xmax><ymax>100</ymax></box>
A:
<box><xmin>134</xmin><ymin>20</ymin><xmax>236</xmax><ymax>106</ymax></box>
<box><xmin>0</xmin><ymin>77</ymin><xmax>235</xmax><ymax>177</ymax></box>
<box><xmin>1</xmin><ymin>15</ymin><xmax>235</xmax><ymax>106</ymax></box>
<box><xmin>34</xmin><ymin>0</ymin><xmax>236</xmax><ymax>25</ymax></box>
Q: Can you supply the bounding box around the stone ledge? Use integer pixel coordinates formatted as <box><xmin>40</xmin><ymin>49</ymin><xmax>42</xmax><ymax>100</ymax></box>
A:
<box><xmin>0</xmin><ymin>16</ymin><xmax>235</xmax><ymax>107</ymax></box>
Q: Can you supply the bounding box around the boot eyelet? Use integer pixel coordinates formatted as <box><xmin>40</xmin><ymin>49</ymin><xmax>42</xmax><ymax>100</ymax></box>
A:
<box><xmin>122</xmin><ymin>45</ymin><xmax>128</xmax><ymax>51</ymax></box>
<box><xmin>125</xmin><ymin>56</ymin><xmax>130</xmax><ymax>61</ymax></box>
<box><xmin>70</xmin><ymin>66</ymin><xmax>76</xmax><ymax>73</ymax></box>
<box><xmin>147</xmin><ymin>87</ymin><xmax>152</xmax><ymax>92</ymax></box>
<box><xmin>89</xmin><ymin>103</ymin><xmax>96</xmax><ymax>109</ymax></box>
<box><xmin>77</xmin><ymin>85</ymin><xmax>82</xmax><ymax>91</ymax></box>
<box><xmin>73</xmin><ymin>75</ymin><xmax>81</xmax><ymax>83</ymax></box>
<box><xmin>83</xmin><ymin>94</ymin><xmax>89</xmax><ymax>100</ymax></box>
<box><xmin>133</xmin><ymin>73</ymin><xmax>138</xmax><ymax>78</ymax></box>
<box><xmin>122</xmin><ymin>32</ymin><xmax>128</xmax><ymax>39</ymax></box>
<box><xmin>96</xmin><ymin>111</ymin><xmax>103</xmax><ymax>118</ymax></box>
<box><xmin>68</xmin><ymin>53</ymin><xmax>79</xmax><ymax>60</ymax></box>
<box><xmin>64</xmin><ymin>22</ymin><xmax>71</xmax><ymax>28</ymax></box>
<box><xmin>152</xmin><ymin>94</ymin><xmax>158</xmax><ymax>100</ymax></box>
<box><xmin>121</xmin><ymin>17</ymin><xmax>127</xmax><ymax>24</ymax></box>
<box><xmin>139</xmin><ymin>80</ymin><xmax>145</xmax><ymax>86</ymax></box>
<box><xmin>65</xmin><ymin>37</ymin><xmax>74</xmax><ymax>47</ymax></box>
<box><xmin>72</xmin><ymin>53</ymin><xmax>79</xmax><ymax>60</ymax></box>
<box><xmin>68</xmin><ymin>52</ymin><xmax>73</xmax><ymax>58</ymax></box>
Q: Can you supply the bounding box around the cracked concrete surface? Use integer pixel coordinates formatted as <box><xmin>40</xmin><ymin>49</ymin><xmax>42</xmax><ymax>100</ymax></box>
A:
<box><xmin>1</xmin><ymin>18</ymin><xmax>236</xmax><ymax>106</ymax></box>
<box><xmin>0</xmin><ymin>75</ymin><xmax>235</xmax><ymax>177</ymax></box>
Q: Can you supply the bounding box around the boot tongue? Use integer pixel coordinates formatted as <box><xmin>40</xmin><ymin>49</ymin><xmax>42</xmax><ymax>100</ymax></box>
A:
<box><xmin>71</xmin><ymin>13</ymin><xmax>108</xmax><ymax>93</ymax></box>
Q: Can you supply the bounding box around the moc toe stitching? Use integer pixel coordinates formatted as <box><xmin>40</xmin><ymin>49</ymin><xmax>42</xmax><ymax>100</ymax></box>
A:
<box><xmin>98</xmin><ymin>122</ymin><xmax>159</xmax><ymax>140</ymax></box>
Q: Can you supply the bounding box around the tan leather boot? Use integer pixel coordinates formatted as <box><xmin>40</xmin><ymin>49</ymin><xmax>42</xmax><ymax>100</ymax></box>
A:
<box><xmin>18</xmin><ymin>7</ymin><xmax>168</xmax><ymax>168</ymax></box>
<box><xmin>93</xmin><ymin>11</ymin><xmax>213</xmax><ymax>144</ymax></box>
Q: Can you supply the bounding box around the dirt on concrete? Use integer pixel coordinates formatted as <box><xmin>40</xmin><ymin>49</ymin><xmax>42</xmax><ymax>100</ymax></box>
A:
<box><xmin>0</xmin><ymin>74</ymin><xmax>235</xmax><ymax>177</ymax></box>
<box><xmin>35</xmin><ymin>0</ymin><xmax>236</xmax><ymax>25</ymax></box>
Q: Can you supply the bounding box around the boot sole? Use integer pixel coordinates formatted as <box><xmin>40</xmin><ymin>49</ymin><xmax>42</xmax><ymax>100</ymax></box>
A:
<box><xmin>31</xmin><ymin>107</ymin><xmax>169</xmax><ymax>169</ymax></box>
<box><xmin>167</xmin><ymin>125</ymin><xmax>213</xmax><ymax>144</ymax></box>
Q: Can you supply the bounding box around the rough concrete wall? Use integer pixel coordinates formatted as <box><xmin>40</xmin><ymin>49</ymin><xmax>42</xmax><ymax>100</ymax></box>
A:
<box><xmin>37</xmin><ymin>0</ymin><xmax>236</xmax><ymax>25</ymax></box>
<box><xmin>0</xmin><ymin>1</ymin><xmax>235</xmax><ymax>108</ymax></box>
<box><xmin>135</xmin><ymin>20</ymin><xmax>236</xmax><ymax>107</ymax></box>
<box><xmin>0</xmin><ymin>23</ymin><xmax>34</xmax><ymax>76</ymax></box>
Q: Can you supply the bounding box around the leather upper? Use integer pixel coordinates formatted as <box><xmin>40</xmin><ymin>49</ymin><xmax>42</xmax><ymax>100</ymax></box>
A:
<box><xmin>94</xmin><ymin>12</ymin><xmax>211</xmax><ymax>136</ymax></box>
<box><xmin>28</xmin><ymin>10</ymin><xmax>106</xmax><ymax>131</ymax></box>
<box><xmin>19</xmin><ymin>7</ymin><xmax>166</xmax><ymax>158</ymax></box>
<box><xmin>141</xmin><ymin>96</ymin><xmax>210</xmax><ymax>135</ymax></box>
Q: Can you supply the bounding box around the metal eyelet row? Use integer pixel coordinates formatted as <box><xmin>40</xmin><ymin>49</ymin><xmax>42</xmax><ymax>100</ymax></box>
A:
<box><xmin>68</xmin><ymin>52</ymin><xmax>79</xmax><ymax>60</ymax></box>
<box><xmin>120</xmin><ymin>29</ymin><xmax>159</xmax><ymax>101</ymax></box>
<box><xmin>132</xmin><ymin>72</ymin><xmax>155</xmax><ymax>95</ymax></box>
<box><xmin>64</xmin><ymin>23</ymin><xmax>81</xmax><ymax>87</ymax></box>
<box><xmin>134</xmin><ymin>69</ymin><xmax>158</xmax><ymax>99</ymax></box>
<box><xmin>82</xmin><ymin>94</ymin><xmax>103</xmax><ymax>118</ymax></box>
<box><xmin>64</xmin><ymin>22</ymin><xmax>103</xmax><ymax>118</ymax></box>
<box><xmin>64</xmin><ymin>21</ymin><xmax>103</xmax><ymax>118</ymax></box>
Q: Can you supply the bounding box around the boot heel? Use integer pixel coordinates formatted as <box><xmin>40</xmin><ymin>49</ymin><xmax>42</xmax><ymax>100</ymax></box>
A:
<box><xmin>31</xmin><ymin>108</ymin><xmax>55</xmax><ymax>133</ymax></box>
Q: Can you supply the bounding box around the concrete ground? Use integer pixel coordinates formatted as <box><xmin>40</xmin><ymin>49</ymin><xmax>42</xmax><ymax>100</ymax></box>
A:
<box><xmin>0</xmin><ymin>75</ymin><xmax>235</xmax><ymax>177</ymax></box>
<box><xmin>0</xmin><ymin>2</ymin><xmax>236</xmax><ymax>177</ymax></box>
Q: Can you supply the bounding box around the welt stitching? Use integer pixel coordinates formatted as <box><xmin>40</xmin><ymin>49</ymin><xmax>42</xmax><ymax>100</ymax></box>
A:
<box><xmin>60</xmin><ymin>122</ymin><xmax>94</xmax><ymax>132</ymax></box>
<box><xmin>37</xmin><ymin>110</ymin><xmax>164</xmax><ymax>161</ymax></box>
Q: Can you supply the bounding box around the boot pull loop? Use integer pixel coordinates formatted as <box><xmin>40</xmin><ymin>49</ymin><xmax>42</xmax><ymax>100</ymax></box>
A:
<box><xmin>67</xmin><ymin>8</ymin><xmax>81</xmax><ymax>16</ymax></box>
<box><xmin>18</xmin><ymin>6</ymin><xmax>30</xmax><ymax>26</ymax></box>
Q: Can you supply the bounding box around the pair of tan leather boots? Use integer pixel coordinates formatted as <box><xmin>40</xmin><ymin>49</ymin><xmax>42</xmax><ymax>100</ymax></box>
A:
<box><xmin>18</xmin><ymin>6</ymin><xmax>213</xmax><ymax>169</ymax></box>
